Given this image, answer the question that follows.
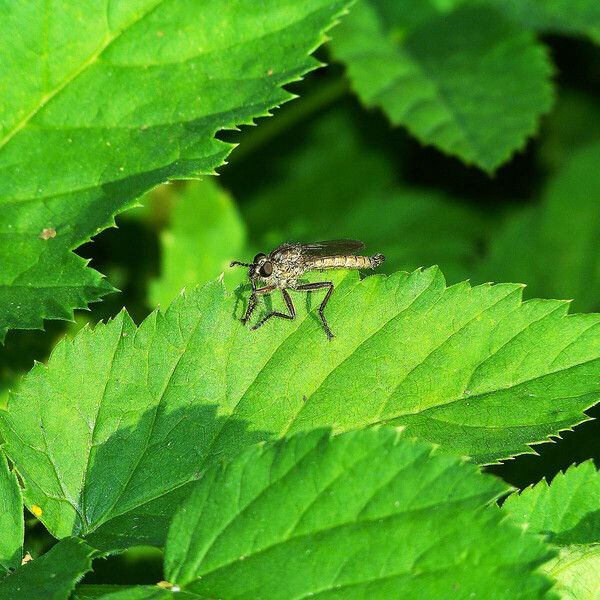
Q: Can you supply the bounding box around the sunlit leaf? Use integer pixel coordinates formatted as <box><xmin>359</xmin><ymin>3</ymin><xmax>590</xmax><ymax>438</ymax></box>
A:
<box><xmin>164</xmin><ymin>429</ymin><xmax>554</xmax><ymax>598</ymax></box>
<box><xmin>2</xmin><ymin>267</ymin><xmax>599</xmax><ymax>551</ymax></box>
<box><xmin>503</xmin><ymin>461</ymin><xmax>600</xmax><ymax>599</ymax></box>
<box><xmin>0</xmin><ymin>0</ymin><xmax>351</xmax><ymax>339</ymax></box>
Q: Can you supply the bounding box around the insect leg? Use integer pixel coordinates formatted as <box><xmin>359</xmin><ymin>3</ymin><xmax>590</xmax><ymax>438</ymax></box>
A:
<box><xmin>242</xmin><ymin>285</ymin><xmax>275</xmax><ymax>325</ymax></box>
<box><xmin>294</xmin><ymin>281</ymin><xmax>334</xmax><ymax>340</ymax></box>
<box><xmin>251</xmin><ymin>289</ymin><xmax>296</xmax><ymax>331</ymax></box>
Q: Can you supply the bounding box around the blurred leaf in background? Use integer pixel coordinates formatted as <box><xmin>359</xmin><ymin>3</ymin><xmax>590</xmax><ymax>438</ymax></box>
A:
<box><xmin>149</xmin><ymin>180</ymin><xmax>248</xmax><ymax>308</ymax></box>
<box><xmin>477</xmin><ymin>141</ymin><xmax>600</xmax><ymax>312</ymax></box>
<box><xmin>241</xmin><ymin>109</ymin><xmax>489</xmax><ymax>284</ymax></box>
<box><xmin>538</xmin><ymin>88</ymin><xmax>600</xmax><ymax>170</ymax></box>
<box><xmin>331</xmin><ymin>0</ymin><xmax>554</xmax><ymax>171</ymax></box>
<box><xmin>487</xmin><ymin>0</ymin><xmax>600</xmax><ymax>42</ymax></box>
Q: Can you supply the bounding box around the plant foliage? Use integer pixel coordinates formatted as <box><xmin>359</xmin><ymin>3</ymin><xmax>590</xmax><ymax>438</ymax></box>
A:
<box><xmin>332</xmin><ymin>1</ymin><xmax>553</xmax><ymax>170</ymax></box>
<box><xmin>2</xmin><ymin>268</ymin><xmax>599</xmax><ymax>554</ymax></box>
<box><xmin>0</xmin><ymin>0</ymin><xmax>350</xmax><ymax>340</ymax></box>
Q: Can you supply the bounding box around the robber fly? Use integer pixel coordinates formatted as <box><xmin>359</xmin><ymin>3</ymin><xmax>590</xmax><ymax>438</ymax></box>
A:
<box><xmin>230</xmin><ymin>240</ymin><xmax>384</xmax><ymax>339</ymax></box>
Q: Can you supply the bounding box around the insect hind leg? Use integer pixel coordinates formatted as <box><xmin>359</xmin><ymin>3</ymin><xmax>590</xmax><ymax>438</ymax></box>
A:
<box><xmin>251</xmin><ymin>289</ymin><xmax>296</xmax><ymax>331</ymax></box>
<box><xmin>294</xmin><ymin>281</ymin><xmax>334</xmax><ymax>340</ymax></box>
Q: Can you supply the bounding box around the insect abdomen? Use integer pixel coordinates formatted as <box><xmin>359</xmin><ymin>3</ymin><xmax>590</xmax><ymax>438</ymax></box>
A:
<box><xmin>308</xmin><ymin>254</ymin><xmax>385</xmax><ymax>270</ymax></box>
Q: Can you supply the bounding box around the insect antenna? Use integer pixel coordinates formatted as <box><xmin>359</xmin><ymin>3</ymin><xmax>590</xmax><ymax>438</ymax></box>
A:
<box><xmin>230</xmin><ymin>260</ymin><xmax>252</xmax><ymax>267</ymax></box>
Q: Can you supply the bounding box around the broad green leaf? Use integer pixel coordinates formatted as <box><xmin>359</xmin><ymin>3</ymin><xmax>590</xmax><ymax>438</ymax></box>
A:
<box><xmin>149</xmin><ymin>180</ymin><xmax>247</xmax><ymax>308</ymax></box>
<box><xmin>2</xmin><ymin>267</ymin><xmax>600</xmax><ymax>551</ymax></box>
<box><xmin>163</xmin><ymin>429</ymin><xmax>554</xmax><ymax>598</ymax></box>
<box><xmin>243</xmin><ymin>109</ymin><xmax>488</xmax><ymax>283</ymax></box>
<box><xmin>503</xmin><ymin>462</ymin><xmax>600</xmax><ymax>599</ymax></box>
<box><xmin>0</xmin><ymin>450</ymin><xmax>23</xmax><ymax>573</ymax></box>
<box><xmin>0</xmin><ymin>0</ymin><xmax>351</xmax><ymax>340</ymax></box>
<box><xmin>0</xmin><ymin>538</ymin><xmax>94</xmax><ymax>600</ymax></box>
<box><xmin>331</xmin><ymin>1</ymin><xmax>553</xmax><ymax>171</ymax></box>
<box><xmin>486</xmin><ymin>0</ymin><xmax>600</xmax><ymax>43</ymax></box>
<box><xmin>478</xmin><ymin>142</ymin><xmax>600</xmax><ymax>312</ymax></box>
<box><xmin>74</xmin><ymin>429</ymin><xmax>556</xmax><ymax>599</ymax></box>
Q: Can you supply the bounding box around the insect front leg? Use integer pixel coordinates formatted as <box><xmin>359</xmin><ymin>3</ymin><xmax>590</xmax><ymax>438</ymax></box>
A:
<box><xmin>251</xmin><ymin>289</ymin><xmax>296</xmax><ymax>331</ymax></box>
<box><xmin>294</xmin><ymin>281</ymin><xmax>334</xmax><ymax>340</ymax></box>
<box><xmin>242</xmin><ymin>285</ymin><xmax>275</xmax><ymax>325</ymax></box>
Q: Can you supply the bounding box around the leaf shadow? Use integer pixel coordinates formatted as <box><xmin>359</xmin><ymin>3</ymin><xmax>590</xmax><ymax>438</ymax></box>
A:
<box><xmin>83</xmin><ymin>401</ymin><xmax>273</xmax><ymax>552</ymax></box>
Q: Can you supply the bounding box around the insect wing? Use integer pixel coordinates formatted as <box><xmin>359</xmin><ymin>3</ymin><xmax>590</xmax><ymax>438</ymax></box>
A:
<box><xmin>299</xmin><ymin>239</ymin><xmax>365</xmax><ymax>257</ymax></box>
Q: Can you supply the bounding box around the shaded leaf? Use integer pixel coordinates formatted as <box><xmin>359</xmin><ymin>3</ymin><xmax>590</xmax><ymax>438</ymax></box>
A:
<box><xmin>0</xmin><ymin>0</ymin><xmax>351</xmax><ymax>339</ymax></box>
<box><xmin>149</xmin><ymin>180</ymin><xmax>247</xmax><ymax>308</ymax></box>
<box><xmin>72</xmin><ymin>585</ymin><xmax>146</xmax><ymax>600</ymax></box>
<box><xmin>487</xmin><ymin>0</ymin><xmax>600</xmax><ymax>43</ymax></box>
<box><xmin>2</xmin><ymin>267</ymin><xmax>600</xmax><ymax>551</ymax></box>
<box><xmin>243</xmin><ymin>109</ymin><xmax>488</xmax><ymax>283</ymax></box>
<box><xmin>478</xmin><ymin>141</ymin><xmax>600</xmax><ymax>312</ymax></box>
<box><xmin>332</xmin><ymin>1</ymin><xmax>553</xmax><ymax>171</ymax></box>
<box><xmin>75</xmin><ymin>587</ymin><xmax>198</xmax><ymax>600</ymax></box>
<box><xmin>0</xmin><ymin>538</ymin><xmax>94</xmax><ymax>600</ymax></box>
<box><xmin>0</xmin><ymin>450</ymin><xmax>23</xmax><ymax>573</ymax></box>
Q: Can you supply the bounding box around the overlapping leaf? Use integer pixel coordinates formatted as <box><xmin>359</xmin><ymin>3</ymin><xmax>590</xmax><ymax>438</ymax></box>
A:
<box><xmin>72</xmin><ymin>429</ymin><xmax>556</xmax><ymax>599</ymax></box>
<box><xmin>1</xmin><ymin>267</ymin><xmax>599</xmax><ymax>551</ymax></box>
<box><xmin>332</xmin><ymin>0</ymin><xmax>553</xmax><ymax>171</ymax></box>
<box><xmin>0</xmin><ymin>538</ymin><xmax>94</xmax><ymax>600</ymax></box>
<box><xmin>0</xmin><ymin>450</ymin><xmax>22</xmax><ymax>573</ymax></box>
<box><xmin>149</xmin><ymin>179</ymin><xmax>247</xmax><ymax>307</ymax></box>
<box><xmin>0</xmin><ymin>0</ymin><xmax>351</xmax><ymax>340</ymax></box>
<box><xmin>503</xmin><ymin>461</ymin><xmax>600</xmax><ymax>599</ymax></box>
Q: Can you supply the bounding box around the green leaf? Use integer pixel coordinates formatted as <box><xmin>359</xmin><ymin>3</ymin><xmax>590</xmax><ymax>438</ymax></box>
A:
<box><xmin>75</xmin><ymin>587</ymin><xmax>197</xmax><ymax>600</ymax></box>
<box><xmin>0</xmin><ymin>538</ymin><xmax>94</xmax><ymax>600</ymax></box>
<box><xmin>331</xmin><ymin>1</ymin><xmax>554</xmax><ymax>171</ymax></box>
<box><xmin>0</xmin><ymin>449</ymin><xmax>23</xmax><ymax>573</ymax></box>
<box><xmin>542</xmin><ymin>546</ymin><xmax>600</xmax><ymax>600</ymax></box>
<box><xmin>486</xmin><ymin>0</ymin><xmax>600</xmax><ymax>43</ymax></box>
<box><xmin>244</xmin><ymin>109</ymin><xmax>488</xmax><ymax>283</ymax></box>
<box><xmin>162</xmin><ymin>428</ymin><xmax>554</xmax><ymax>598</ymax></box>
<box><xmin>2</xmin><ymin>267</ymin><xmax>600</xmax><ymax>551</ymax></box>
<box><xmin>478</xmin><ymin>141</ymin><xmax>600</xmax><ymax>312</ymax></box>
<box><xmin>503</xmin><ymin>462</ymin><xmax>600</xmax><ymax>599</ymax></box>
<box><xmin>0</xmin><ymin>0</ymin><xmax>351</xmax><ymax>340</ymax></box>
<box><xmin>149</xmin><ymin>180</ymin><xmax>247</xmax><ymax>308</ymax></box>
<box><xmin>503</xmin><ymin>461</ymin><xmax>600</xmax><ymax>547</ymax></box>
<box><xmin>538</xmin><ymin>88</ymin><xmax>600</xmax><ymax>170</ymax></box>
<box><xmin>72</xmin><ymin>585</ymin><xmax>143</xmax><ymax>600</ymax></box>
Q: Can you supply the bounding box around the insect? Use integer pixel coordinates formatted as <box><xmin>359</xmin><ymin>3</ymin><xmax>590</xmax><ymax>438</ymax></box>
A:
<box><xmin>230</xmin><ymin>240</ymin><xmax>385</xmax><ymax>339</ymax></box>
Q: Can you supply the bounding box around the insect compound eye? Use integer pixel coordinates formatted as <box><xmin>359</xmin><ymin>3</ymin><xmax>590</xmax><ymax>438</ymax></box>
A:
<box><xmin>259</xmin><ymin>261</ymin><xmax>273</xmax><ymax>277</ymax></box>
<box><xmin>253</xmin><ymin>253</ymin><xmax>266</xmax><ymax>263</ymax></box>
